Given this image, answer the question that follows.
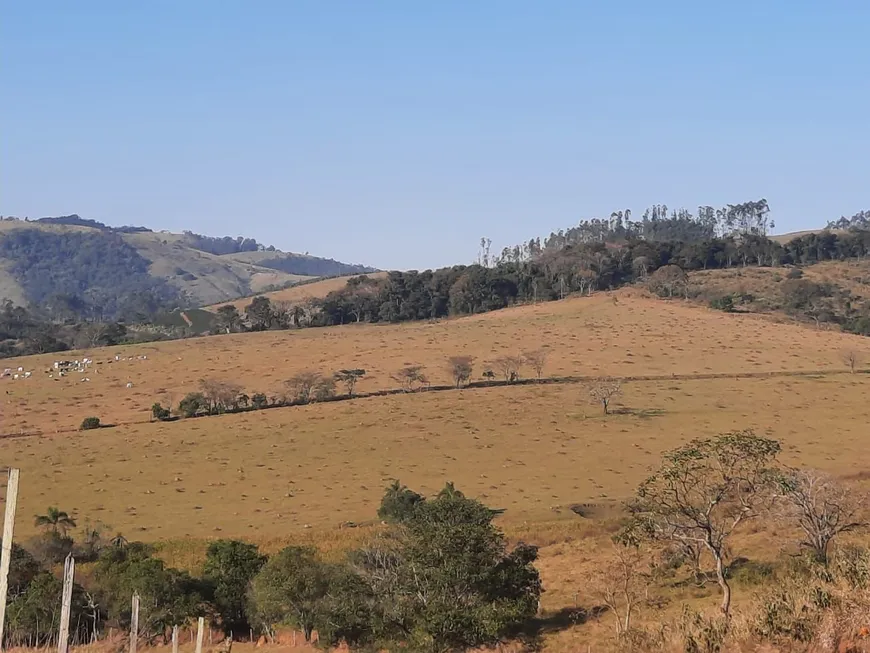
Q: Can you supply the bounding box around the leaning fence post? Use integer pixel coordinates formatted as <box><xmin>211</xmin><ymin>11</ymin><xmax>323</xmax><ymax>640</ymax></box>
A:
<box><xmin>195</xmin><ymin>617</ymin><xmax>204</xmax><ymax>653</ymax></box>
<box><xmin>57</xmin><ymin>554</ymin><xmax>75</xmax><ymax>653</ymax></box>
<box><xmin>0</xmin><ymin>468</ymin><xmax>20</xmax><ymax>653</ymax></box>
<box><xmin>172</xmin><ymin>625</ymin><xmax>179</xmax><ymax>653</ymax></box>
<box><xmin>130</xmin><ymin>593</ymin><xmax>140</xmax><ymax>653</ymax></box>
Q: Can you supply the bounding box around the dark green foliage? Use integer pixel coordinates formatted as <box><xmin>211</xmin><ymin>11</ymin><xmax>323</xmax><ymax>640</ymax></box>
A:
<box><xmin>0</xmin><ymin>228</ymin><xmax>184</xmax><ymax>320</ymax></box>
<box><xmin>202</xmin><ymin>540</ymin><xmax>266</xmax><ymax>636</ymax></box>
<box><xmin>250</xmin><ymin>393</ymin><xmax>268</xmax><ymax>410</ymax></box>
<box><xmin>93</xmin><ymin>544</ymin><xmax>205</xmax><ymax>641</ymax></box>
<box><xmin>151</xmin><ymin>403</ymin><xmax>171</xmax><ymax>421</ymax></box>
<box><xmin>215</xmin><ymin>304</ymin><xmax>242</xmax><ymax>333</ymax></box>
<box><xmin>709</xmin><ymin>295</ymin><xmax>735</xmax><ymax>312</ymax></box>
<box><xmin>245</xmin><ymin>296</ymin><xmax>275</xmax><ymax>331</ymax></box>
<box><xmin>80</xmin><ymin>416</ymin><xmax>101</xmax><ymax>430</ymax></box>
<box><xmin>37</xmin><ymin>214</ymin><xmax>109</xmax><ymax>229</ymax></box>
<box><xmin>378</xmin><ymin>480</ymin><xmax>425</xmax><ymax>523</ymax></box>
<box><xmin>178</xmin><ymin>392</ymin><xmax>207</xmax><ymax>418</ymax></box>
<box><xmin>254</xmin><ymin>255</ymin><xmax>375</xmax><ymax>277</ymax></box>
<box><xmin>181</xmin><ymin>231</ymin><xmax>262</xmax><ymax>255</ymax></box>
<box><xmin>1</xmin><ymin>541</ymin><xmax>41</xmax><ymax>595</ymax></box>
<box><xmin>5</xmin><ymin>571</ymin><xmax>90</xmax><ymax>646</ymax></box>
<box><xmin>384</xmin><ymin>484</ymin><xmax>540</xmax><ymax>652</ymax></box>
<box><xmin>248</xmin><ymin>546</ymin><xmax>331</xmax><ymax>642</ymax></box>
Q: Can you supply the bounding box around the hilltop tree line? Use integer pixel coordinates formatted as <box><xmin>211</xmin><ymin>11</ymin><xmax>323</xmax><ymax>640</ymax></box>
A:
<box><xmin>201</xmin><ymin>225</ymin><xmax>870</xmax><ymax>339</ymax></box>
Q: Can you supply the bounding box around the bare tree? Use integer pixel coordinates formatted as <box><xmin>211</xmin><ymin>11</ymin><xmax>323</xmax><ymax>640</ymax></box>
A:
<box><xmin>285</xmin><ymin>371</ymin><xmax>323</xmax><ymax>404</ymax></box>
<box><xmin>842</xmin><ymin>349</ymin><xmax>862</xmax><ymax>374</ymax></box>
<box><xmin>198</xmin><ymin>378</ymin><xmax>243</xmax><ymax>414</ymax></box>
<box><xmin>775</xmin><ymin>468</ymin><xmax>866</xmax><ymax>565</ymax></box>
<box><xmin>491</xmin><ymin>355</ymin><xmax>523</xmax><ymax>383</ymax></box>
<box><xmin>522</xmin><ymin>349</ymin><xmax>548</xmax><ymax>380</ymax></box>
<box><xmin>312</xmin><ymin>376</ymin><xmax>337</xmax><ymax>402</ymax></box>
<box><xmin>630</xmin><ymin>430</ymin><xmax>781</xmax><ymax>616</ymax></box>
<box><xmin>391</xmin><ymin>365</ymin><xmax>429</xmax><ymax>393</ymax></box>
<box><xmin>589</xmin><ymin>540</ymin><xmax>648</xmax><ymax>640</ymax></box>
<box><xmin>588</xmin><ymin>378</ymin><xmax>622</xmax><ymax>415</ymax></box>
<box><xmin>447</xmin><ymin>356</ymin><xmax>474</xmax><ymax>388</ymax></box>
<box><xmin>334</xmin><ymin>369</ymin><xmax>366</xmax><ymax>397</ymax></box>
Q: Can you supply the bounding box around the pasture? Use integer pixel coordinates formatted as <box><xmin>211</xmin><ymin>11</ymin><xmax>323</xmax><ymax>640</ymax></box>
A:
<box><xmin>1</xmin><ymin>289</ymin><xmax>868</xmax><ymax>539</ymax></box>
<box><xmin>2</xmin><ymin>289</ymin><xmax>870</xmax><ymax>650</ymax></box>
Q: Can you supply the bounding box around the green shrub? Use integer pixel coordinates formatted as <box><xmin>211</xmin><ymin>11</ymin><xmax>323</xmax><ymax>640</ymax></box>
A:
<box><xmin>786</xmin><ymin>267</ymin><xmax>803</xmax><ymax>279</ymax></box>
<box><xmin>250</xmin><ymin>393</ymin><xmax>268</xmax><ymax>410</ymax></box>
<box><xmin>709</xmin><ymin>295</ymin><xmax>735</xmax><ymax>312</ymax></box>
<box><xmin>178</xmin><ymin>392</ymin><xmax>207</xmax><ymax>418</ymax></box>
<box><xmin>80</xmin><ymin>416</ymin><xmax>101</xmax><ymax>430</ymax></box>
<box><xmin>377</xmin><ymin>480</ymin><xmax>424</xmax><ymax>523</ymax></box>
<box><xmin>151</xmin><ymin>402</ymin><xmax>171</xmax><ymax>421</ymax></box>
<box><xmin>202</xmin><ymin>540</ymin><xmax>266</xmax><ymax>636</ymax></box>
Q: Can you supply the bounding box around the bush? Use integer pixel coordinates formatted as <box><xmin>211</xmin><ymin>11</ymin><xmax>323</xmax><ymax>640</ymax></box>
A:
<box><xmin>250</xmin><ymin>392</ymin><xmax>268</xmax><ymax>410</ymax></box>
<box><xmin>709</xmin><ymin>295</ymin><xmax>735</xmax><ymax>312</ymax></box>
<box><xmin>80</xmin><ymin>416</ymin><xmax>101</xmax><ymax>430</ymax></box>
<box><xmin>786</xmin><ymin>267</ymin><xmax>804</xmax><ymax>279</ymax></box>
<box><xmin>377</xmin><ymin>480</ymin><xmax>424</xmax><ymax>523</ymax></box>
<box><xmin>249</xmin><ymin>546</ymin><xmax>331</xmax><ymax>642</ymax></box>
<box><xmin>178</xmin><ymin>392</ymin><xmax>207</xmax><ymax>418</ymax></box>
<box><xmin>151</xmin><ymin>402</ymin><xmax>171</xmax><ymax>421</ymax></box>
<box><xmin>202</xmin><ymin>540</ymin><xmax>266</xmax><ymax>636</ymax></box>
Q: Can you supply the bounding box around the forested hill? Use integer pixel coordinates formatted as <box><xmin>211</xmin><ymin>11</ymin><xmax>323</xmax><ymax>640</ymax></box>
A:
<box><xmin>0</xmin><ymin>216</ymin><xmax>376</xmax><ymax>319</ymax></box>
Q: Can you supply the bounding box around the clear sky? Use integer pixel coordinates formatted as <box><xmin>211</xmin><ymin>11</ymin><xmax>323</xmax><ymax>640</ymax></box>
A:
<box><xmin>1</xmin><ymin>1</ymin><xmax>867</xmax><ymax>270</ymax></box>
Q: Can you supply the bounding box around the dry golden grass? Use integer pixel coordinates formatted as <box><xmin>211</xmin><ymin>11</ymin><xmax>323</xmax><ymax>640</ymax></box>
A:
<box><xmin>3</xmin><ymin>289</ymin><xmax>870</xmax><ymax>651</ymax></box>
<box><xmin>204</xmin><ymin>272</ymin><xmax>389</xmax><ymax>312</ymax></box>
<box><xmin>4</xmin><ymin>289</ymin><xmax>869</xmax><ymax>435</ymax></box>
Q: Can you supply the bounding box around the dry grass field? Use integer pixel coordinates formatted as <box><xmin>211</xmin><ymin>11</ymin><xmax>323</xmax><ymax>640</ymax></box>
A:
<box><xmin>203</xmin><ymin>272</ymin><xmax>389</xmax><ymax>312</ymax></box>
<box><xmin>2</xmin><ymin>289</ymin><xmax>870</xmax><ymax>651</ymax></box>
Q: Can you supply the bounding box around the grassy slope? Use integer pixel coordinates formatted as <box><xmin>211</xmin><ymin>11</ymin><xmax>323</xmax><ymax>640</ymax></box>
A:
<box><xmin>3</xmin><ymin>287</ymin><xmax>870</xmax><ymax>651</ymax></box>
<box><xmin>203</xmin><ymin>271</ymin><xmax>390</xmax><ymax>311</ymax></box>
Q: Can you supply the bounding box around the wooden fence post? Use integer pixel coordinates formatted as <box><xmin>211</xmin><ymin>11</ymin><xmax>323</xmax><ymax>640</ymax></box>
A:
<box><xmin>130</xmin><ymin>593</ymin><xmax>140</xmax><ymax>653</ymax></box>
<box><xmin>57</xmin><ymin>554</ymin><xmax>75</xmax><ymax>653</ymax></box>
<box><xmin>172</xmin><ymin>625</ymin><xmax>179</xmax><ymax>653</ymax></box>
<box><xmin>0</xmin><ymin>468</ymin><xmax>20</xmax><ymax>653</ymax></box>
<box><xmin>194</xmin><ymin>617</ymin><xmax>204</xmax><ymax>653</ymax></box>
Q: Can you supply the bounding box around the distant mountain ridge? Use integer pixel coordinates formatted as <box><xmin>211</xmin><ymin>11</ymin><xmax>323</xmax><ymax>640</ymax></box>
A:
<box><xmin>0</xmin><ymin>214</ymin><xmax>376</xmax><ymax>319</ymax></box>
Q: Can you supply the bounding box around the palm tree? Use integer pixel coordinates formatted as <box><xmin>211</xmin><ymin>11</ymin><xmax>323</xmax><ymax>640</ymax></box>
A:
<box><xmin>34</xmin><ymin>506</ymin><xmax>76</xmax><ymax>535</ymax></box>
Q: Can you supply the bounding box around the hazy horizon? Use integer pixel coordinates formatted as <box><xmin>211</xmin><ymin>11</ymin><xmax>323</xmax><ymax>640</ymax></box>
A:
<box><xmin>2</xmin><ymin>2</ymin><xmax>867</xmax><ymax>270</ymax></box>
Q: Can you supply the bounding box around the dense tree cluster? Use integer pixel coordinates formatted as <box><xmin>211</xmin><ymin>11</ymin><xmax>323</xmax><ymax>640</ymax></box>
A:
<box><xmin>0</xmin><ymin>229</ymin><xmax>185</xmax><ymax>321</ymax></box>
<box><xmin>311</xmin><ymin>229</ymin><xmax>870</xmax><ymax>331</ymax></box>
<box><xmin>254</xmin><ymin>255</ymin><xmax>376</xmax><ymax>278</ymax></box>
<box><xmin>5</xmin><ymin>486</ymin><xmax>540</xmax><ymax>651</ymax></box>
<box><xmin>180</xmin><ymin>231</ymin><xmax>265</xmax><ymax>255</ymax></box>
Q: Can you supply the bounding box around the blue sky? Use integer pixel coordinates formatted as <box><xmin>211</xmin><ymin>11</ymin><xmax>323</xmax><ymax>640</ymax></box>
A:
<box><xmin>1</xmin><ymin>1</ymin><xmax>867</xmax><ymax>270</ymax></box>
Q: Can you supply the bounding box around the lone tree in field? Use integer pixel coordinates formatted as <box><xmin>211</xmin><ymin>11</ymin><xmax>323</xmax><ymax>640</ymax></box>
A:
<box><xmin>447</xmin><ymin>356</ymin><xmax>474</xmax><ymax>388</ymax></box>
<box><xmin>589</xmin><ymin>378</ymin><xmax>622</xmax><ymax>415</ymax></box>
<box><xmin>334</xmin><ymin>369</ymin><xmax>366</xmax><ymax>397</ymax></box>
<box><xmin>630</xmin><ymin>430</ymin><xmax>781</xmax><ymax>617</ymax></box>
<box><xmin>842</xmin><ymin>349</ymin><xmax>862</xmax><ymax>374</ymax></box>
<box><xmin>647</xmin><ymin>264</ymin><xmax>689</xmax><ymax>298</ymax></box>
<box><xmin>215</xmin><ymin>304</ymin><xmax>242</xmax><ymax>334</ymax></box>
<box><xmin>286</xmin><ymin>371</ymin><xmax>324</xmax><ymax>404</ymax></box>
<box><xmin>34</xmin><ymin>507</ymin><xmax>76</xmax><ymax>536</ymax></box>
<box><xmin>391</xmin><ymin>365</ymin><xmax>428</xmax><ymax>392</ymax></box>
<box><xmin>523</xmin><ymin>349</ymin><xmax>548</xmax><ymax>380</ymax></box>
<box><xmin>491</xmin><ymin>355</ymin><xmax>523</xmax><ymax>383</ymax></box>
<box><xmin>775</xmin><ymin>468</ymin><xmax>867</xmax><ymax>566</ymax></box>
